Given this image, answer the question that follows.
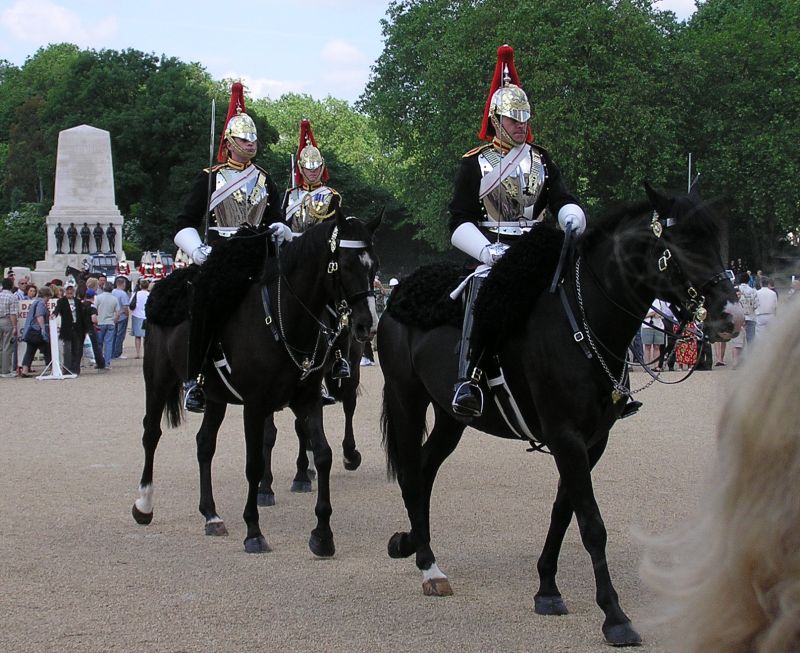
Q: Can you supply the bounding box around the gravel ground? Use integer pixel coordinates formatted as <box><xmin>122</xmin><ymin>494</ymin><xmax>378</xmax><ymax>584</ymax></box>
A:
<box><xmin>1</xmin><ymin>342</ymin><xmax>735</xmax><ymax>653</ymax></box>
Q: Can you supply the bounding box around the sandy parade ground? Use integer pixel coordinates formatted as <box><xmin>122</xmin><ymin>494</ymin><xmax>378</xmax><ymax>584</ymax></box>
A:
<box><xmin>1</xmin><ymin>334</ymin><xmax>736</xmax><ymax>653</ymax></box>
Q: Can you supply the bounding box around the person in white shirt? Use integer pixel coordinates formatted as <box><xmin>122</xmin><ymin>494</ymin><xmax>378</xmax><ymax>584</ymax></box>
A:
<box><xmin>755</xmin><ymin>277</ymin><xmax>778</xmax><ymax>338</ymax></box>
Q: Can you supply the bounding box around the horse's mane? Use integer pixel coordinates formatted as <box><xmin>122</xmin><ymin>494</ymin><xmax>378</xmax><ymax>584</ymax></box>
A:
<box><xmin>578</xmin><ymin>198</ymin><xmax>652</xmax><ymax>253</ymax></box>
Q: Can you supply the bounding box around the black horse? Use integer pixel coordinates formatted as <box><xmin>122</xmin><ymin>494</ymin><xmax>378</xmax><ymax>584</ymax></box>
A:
<box><xmin>257</xmin><ymin>336</ymin><xmax>365</xmax><ymax>506</ymax></box>
<box><xmin>132</xmin><ymin>209</ymin><xmax>380</xmax><ymax>556</ymax></box>
<box><xmin>377</xmin><ymin>185</ymin><xmax>742</xmax><ymax>646</ymax></box>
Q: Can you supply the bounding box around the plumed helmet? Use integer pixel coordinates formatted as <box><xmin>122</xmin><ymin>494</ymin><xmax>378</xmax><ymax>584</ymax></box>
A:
<box><xmin>217</xmin><ymin>82</ymin><xmax>257</xmax><ymax>162</ymax></box>
<box><xmin>298</xmin><ymin>144</ymin><xmax>324</xmax><ymax>171</ymax></box>
<box><xmin>479</xmin><ymin>45</ymin><xmax>533</xmax><ymax>145</ymax></box>
<box><xmin>489</xmin><ymin>84</ymin><xmax>531</xmax><ymax>124</ymax></box>
<box><xmin>226</xmin><ymin>112</ymin><xmax>257</xmax><ymax>143</ymax></box>
<box><xmin>294</xmin><ymin>119</ymin><xmax>329</xmax><ymax>186</ymax></box>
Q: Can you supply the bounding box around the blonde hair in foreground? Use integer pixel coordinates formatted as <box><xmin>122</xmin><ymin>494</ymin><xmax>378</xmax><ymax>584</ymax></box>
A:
<box><xmin>641</xmin><ymin>299</ymin><xmax>800</xmax><ymax>652</ymax></box>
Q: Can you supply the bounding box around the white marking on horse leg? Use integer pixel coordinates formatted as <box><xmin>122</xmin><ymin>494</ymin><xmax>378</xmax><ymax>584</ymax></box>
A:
<box><xmin>135</xmin><ymin>484</ymin><xmax>154</xmax><ymax>514</ymax></box>
<box><xmin>307</xmin><ymin>449</ymin><xmax>316</xmax><ymax>471</ymax></box>
<box><xmin>422</xmin><ymin>562</ymin><xmax>447</xmax><ymax>582</ymax></box>
<box><xmin>206</xmin><ymin>516</ymin><xmax>223</xmax><ymax>524</ymax></box>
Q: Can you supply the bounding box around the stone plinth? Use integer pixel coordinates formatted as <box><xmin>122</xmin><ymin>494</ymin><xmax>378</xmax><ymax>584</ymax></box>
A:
<box><xmin>35</xmin><ymin>125</ymin><xmax>125</xmax><ymax>281</ymax></box>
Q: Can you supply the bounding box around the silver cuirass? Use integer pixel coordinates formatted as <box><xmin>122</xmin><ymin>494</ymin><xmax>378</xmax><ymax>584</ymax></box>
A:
<box><xmin>285</xmin><ymin>185</ymin><xmax>337</xmax><ymax>233</ymax></box>
<box><xmin>478</xmin><ymin>146</ymin><xmax>546</xmax><ymax>235</ymax></box>
<box><xmin>212</xmin><ymin>167</ymin><xmax>270</xmax><ymax>230</ymax></box>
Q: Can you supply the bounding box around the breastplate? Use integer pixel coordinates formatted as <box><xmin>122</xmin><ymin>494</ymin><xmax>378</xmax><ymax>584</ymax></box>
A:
<box><xmin>212</xmin><ymin>167</ymin><xmax>270</xmax><ymax>228</ymax></box>
<box><xmin>286</xmin><ymin>186</ymin><xmax>336</xmax><ymax>233</ymax></box>
<box><xmin>478</xmin><ymin>147</ymin><xmax>546</xmax><ymax>226</ymax></box>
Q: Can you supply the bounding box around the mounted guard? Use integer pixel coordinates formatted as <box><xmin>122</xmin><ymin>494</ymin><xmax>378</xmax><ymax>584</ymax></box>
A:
<box><xmin>449</xmin><ymin>44</ymin><xmax>586</xmax><ymax>417</ymax></box>
<box><xmin>174</xmin><ymin>82</ymin><xmax>287</xmax><ymax>413</ymax></box>
<box><xmin>282</xmin><ymin>119</ymin><xmax>350</xmax><ymax>381</ymax></box>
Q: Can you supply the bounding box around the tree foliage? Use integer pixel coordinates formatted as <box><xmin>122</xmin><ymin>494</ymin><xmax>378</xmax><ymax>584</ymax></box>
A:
<box><xmin>0</xmin><ymin>202</ymin><xmax>46</xmax><ymax>270</ymax></box>
<box><xmin>673</xmin><ymin>0</ymin><xmax>800</xmax><ymax>266</ymax></box>
<box><xmin>362</xmin><ymin>0</ymin><xmax>798</xmax><ymax>267</ymax></box>
<box><xmin>0</xmin><ymin>6</ymin><xmax>797</xmax><ymax>272</ymax></box>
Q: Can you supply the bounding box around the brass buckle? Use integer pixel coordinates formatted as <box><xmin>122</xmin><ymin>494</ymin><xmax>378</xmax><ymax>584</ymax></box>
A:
<box><xmin>658</xmin><ymin>249</ymin><xmax>671</xmax><ymax>272</ymax></box>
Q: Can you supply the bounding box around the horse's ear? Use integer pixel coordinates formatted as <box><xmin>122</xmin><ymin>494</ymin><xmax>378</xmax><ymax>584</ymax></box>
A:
<box><xmin>366</xmin><ymin>207</ymin><xmax>384</xmax><ymax>237</ymax></box>
<box><xmin>644</xmin><ymin>181</ymin><xmax>673</xmax><ymax>216</ymax></box>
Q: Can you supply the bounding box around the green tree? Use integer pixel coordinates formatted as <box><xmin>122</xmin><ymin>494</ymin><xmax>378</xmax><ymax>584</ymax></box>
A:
<box><xmin>361</xmin><ymin>0</ymin><xmax>689</xmax><ymax>247</ymax></box>
<box><xmin>675</xmin><ymin>0</ymin><xmax>800</xmax><ymax>268</ymax></box>
<box><xmin>0</xmin><ymin>202</ymin><xmax>47</xmax><ymax>268</ymax></box>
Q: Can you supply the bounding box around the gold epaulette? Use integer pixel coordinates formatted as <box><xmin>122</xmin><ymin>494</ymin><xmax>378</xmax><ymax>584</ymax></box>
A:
<box><xmin>462</xmin><ymin>143</ymin><xmax>492</xmax><ymax>158</ymax></box>
<box><xmin>203</xmin><ymin>163</ymin><xmax>227</xmax><ymax>173</ymax></box>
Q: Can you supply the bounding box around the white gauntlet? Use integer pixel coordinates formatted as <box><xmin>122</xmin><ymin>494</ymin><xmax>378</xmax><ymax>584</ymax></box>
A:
<box><xmin>557</xmin><ymin>203</ymin><xmax>586</xmax><ymax>237</ymax></box>
<box><xmin>174</xmin><ymin>227</ymin><xmax>210</xmax><ymax>265</ymax></box>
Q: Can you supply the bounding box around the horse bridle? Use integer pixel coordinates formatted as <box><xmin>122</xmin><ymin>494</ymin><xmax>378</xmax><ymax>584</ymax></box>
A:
<box><xmin>271</xmin><ymin>224</ymin><xmax>374</xmax><ymax>379</ymax></box>
<box><xmin>648</xmin><ymin>212</ymin><xmax>730</xmax><ymax>325</ymax></box>
<box><xmin>574</xmin><ymin>207</ymin><xmax>728</xmax><ymax>395</ymax></box>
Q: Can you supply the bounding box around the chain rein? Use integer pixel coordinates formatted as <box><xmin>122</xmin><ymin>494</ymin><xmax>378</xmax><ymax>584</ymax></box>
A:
<box><xmin>574</xmin><ymin>213</ymin><xmax>722</xmax><ymax>395</ymax></box>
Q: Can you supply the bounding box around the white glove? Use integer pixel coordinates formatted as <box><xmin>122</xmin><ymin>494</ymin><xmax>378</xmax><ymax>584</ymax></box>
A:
<box><xmin>452</xmin><ymin>222</ymin><xmax>492</xmax><ymax>265</ymax></box>
<box><xmin>174</xmin><ymin>227</ymin><xmax>209</xmax><ymax>265</ymax></box>
<box><xmin>480</xmin><ymin>242</ymin><xmax>509</xmax><ymax>266</ymax></box>
<box><xmin>192</xmin><ymin>245</ymin><xmax>211</xmax><ymax>265</ymax></box>
<box><xmin>558</xmin><ymin>203</ymin><xmax>587</xmax><ymax>237</ymax></box>
<box><xmin>269</xmin><ymin>222</ymin><xmax>295</xmax><ymax>246</ymax></box>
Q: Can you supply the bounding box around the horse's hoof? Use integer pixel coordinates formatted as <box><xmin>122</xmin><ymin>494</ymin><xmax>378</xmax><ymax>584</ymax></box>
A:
<box><xmin>343</xmin><ymin>450</ymin><xmax>362</xmax><ymax>471</ymax></box>
<box><xmin>422</xmin><ymin>577</ymin><xmax>453</xmax><ymax>596</ymax></box>
<box><xmin>290</xmin><ymin>480</ymin><xmax>313</xmax><ymax>493</ymax></box>
<box><xmin>243</xmin><ymin>535</ymin><xmax>271</xmax><ymax>553</ymax></box>
<box><xmin>257</xmin><ymin>492</ymin><xmax>275</xmax><ymax>507</ymax></box>
<box><xmin>205</xmin><ymin>521</ymin><xmax>228</xmax><ymax>536</ymax></box>
<box><xmin>387</xmin><ymin>532</ymin><xmax>415</xmax><ymax>558</ymax></box>
<box><xmin>534</xmin><ymin>594</ymin><xmax>569</xmax><ymax>616</ymax></box>
<box><xmin>309</xmin><ymin>530</ymin><xmax>335</xmax><ymax>558</ymax></box>
<box><xmin>132</xmin><ymin>503</ymin><xmax>153</xmax><ymax>525</ymax></box>
<box><xmin>603</xmin><ymin>622</ymin><xmax>642</xmax><ymax>647</ymax></box>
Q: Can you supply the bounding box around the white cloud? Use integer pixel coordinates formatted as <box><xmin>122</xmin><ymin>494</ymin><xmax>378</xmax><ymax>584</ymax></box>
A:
<box><xmin>0</xmin><ymin>0</ymin><xmax>117</xmax><ymax>46</ymax></box>
<box><xmin>320</xmin><ymin>39</ymin><xmax>367</xmax><ymax>67</ymax></box>
<box><xmin>223</xmin><ymin>72</ymin><xmax>308</xmax><ymax>100</ymax></box>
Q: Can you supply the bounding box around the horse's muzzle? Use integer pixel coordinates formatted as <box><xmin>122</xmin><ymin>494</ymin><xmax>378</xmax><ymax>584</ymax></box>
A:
<box><xmin>710</xmin><ymin>301</ymin><xmax>745</xmax><ymax>342</ymax></box>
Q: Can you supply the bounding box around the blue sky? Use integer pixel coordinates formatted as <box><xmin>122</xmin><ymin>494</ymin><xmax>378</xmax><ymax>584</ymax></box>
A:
<box><xmin>0</xmin><ymin>0</ymin><xmax>697</xmax><ymax>104</ymax></box>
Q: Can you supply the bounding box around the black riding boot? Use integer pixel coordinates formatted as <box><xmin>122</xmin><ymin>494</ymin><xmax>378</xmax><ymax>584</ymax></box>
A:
<box><xmin>452</xmin><ymin>275</ymin><xmax>485</xmax><ymax>418</ymax></box>
<box><xmin>184</xmin><ymin>377</ymin><xmax>206</xmax><ymax>413</ymax></box>
<box><xmin>330</xmin><ymin>348</ymin><xmax>350</xmax><ymax>380</ymax></box>
<box><xmin>184</xmin><ymin>283</ymin><xmax>210</xmax><ymax>414</ymax></box>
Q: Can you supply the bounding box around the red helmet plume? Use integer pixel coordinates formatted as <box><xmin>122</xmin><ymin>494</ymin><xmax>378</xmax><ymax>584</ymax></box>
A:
<box><xmin>478</xmin><ymin>45</ymin><xmax>533</xmax><ymax>143</ymax></box>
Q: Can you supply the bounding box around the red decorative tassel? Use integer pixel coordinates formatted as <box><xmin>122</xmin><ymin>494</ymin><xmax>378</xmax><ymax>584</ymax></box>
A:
<box><xmin>294</xmin><ymin>119</ymin><xmax>330</xmax><ymax>186</ymax></box>
<box><xmin>478</xmin><ymin>45</ymin><xmax>533</xmax><ymax>143</ymax></box>
<box><xmin>217</xmin><ymin>82</ymin><xmax>247</xmax><ymax>162</ymax></box>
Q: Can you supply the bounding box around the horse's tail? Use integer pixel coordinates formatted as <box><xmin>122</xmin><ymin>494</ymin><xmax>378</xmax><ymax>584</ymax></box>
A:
<box><xmin>164</xmin><ymin>380</ymin><xmax>183</xmax><ymax>428</ymax></box>
<box><xmin>380</xmin><ymin>385</ymin><xmax>400</xmax><ymax>480</ymax></box>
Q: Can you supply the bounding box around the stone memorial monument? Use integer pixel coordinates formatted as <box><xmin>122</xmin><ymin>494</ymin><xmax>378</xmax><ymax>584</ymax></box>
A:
<box><xmin>33</xmin><ymin>124</ymin><xmax>125</xmax><ymax>283</ymax></box>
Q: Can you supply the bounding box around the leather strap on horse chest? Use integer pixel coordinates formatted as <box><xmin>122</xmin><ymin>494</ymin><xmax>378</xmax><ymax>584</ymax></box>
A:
<box><xmin>558</xmin><ymin>284</ymin><xmax>593</xmax><ymax>359</ymax></box>
<box><xmin>260</xmin><ymin>286</ymin><xmax>280</xmax><ymax>342</ymax></box>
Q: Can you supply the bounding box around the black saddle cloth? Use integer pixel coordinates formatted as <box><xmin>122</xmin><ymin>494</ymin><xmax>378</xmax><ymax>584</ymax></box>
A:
<box><xmin>386</xmin><ymin>223</ymin><xmax>565</xmax><ymax>353</ymax></box>
<box><xmin>146</xmin><ymin>225</ymin><xmax>274</xmax><ymax>328</ymax></box>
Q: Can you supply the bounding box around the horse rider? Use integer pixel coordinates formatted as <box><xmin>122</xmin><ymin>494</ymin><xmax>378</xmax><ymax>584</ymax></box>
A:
<box><xmin>174</xmin><ymin>82</ymin><xmax>288</xmax><ymax>413</ymax></box>
<box><xmin>448</xmin><ymin>44</ymin><xmax>587</xmax><ymax>418</ymax></box>
<box><xmin>282</xmin><ymin>119</ymin><xmax>350</xmax><ymax>380</ymax></box>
